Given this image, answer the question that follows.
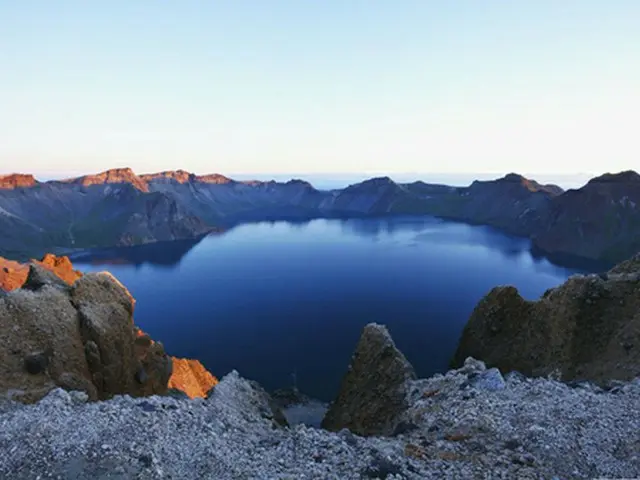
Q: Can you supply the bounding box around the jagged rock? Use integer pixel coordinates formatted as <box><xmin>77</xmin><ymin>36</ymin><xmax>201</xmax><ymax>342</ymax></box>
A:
<box><xmin>322</xmin><ymin>323</ymin><xmax>416</xmax><ymax>436</ymax></box>
<box><xmin>0</xmin><ymin>270</ymin><xmax>172</xmax><ymax>403</ymax></box>
<box><xmin>452</xmin><ymin>255</ymin><xmax>640</xmax><ymax>385</ymax></box>
<box><xmin>167</xmin><ymin>358</ymin><xmax>218</xmax><ymax>399</ymax></box>
<box><xmin>0</xmin><ymin>256</ymin><xmax>223</xmax><ymax>401</ymax></box>
<box><xmin>71</xmin><ymin>272</ymin><xmax>135</xmax><ymax>315</ymax></box>
<box><xmin>23</xmin><ymin>263</ymin><xmax>69</xmax><ymax>291</ymax></box>
<box><xmin>0</xmin><ymin>255</ymin><xmax>81</xmax><ymax>292</ymax></box>
<box><xmin>470</xmin><ymin>368</ymin><xmax>506</xmax><ymax>391</ymax></box>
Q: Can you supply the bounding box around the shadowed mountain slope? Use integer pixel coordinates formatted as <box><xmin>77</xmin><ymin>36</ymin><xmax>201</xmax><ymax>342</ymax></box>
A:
<box><xmin>1</xmin><ymin>167</ymin><xmax>639</xmax><ymax>264</ymax></box>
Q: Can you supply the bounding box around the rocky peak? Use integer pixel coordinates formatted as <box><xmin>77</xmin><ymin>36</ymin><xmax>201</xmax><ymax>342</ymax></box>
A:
<box><xmin>588</xmin><ymin>170</ymin><xmax>640</xmax><ymax>185</ymax></box>
<box><xmin>285</xmin><ymin>178</ymin><xmax>313</xmax><ymax>187</ymax></box>
<box><xmin>342</xmin><ymin>176</ymin><xmax>398</xmax><ymax>195</ymax></box>
<box><xmin>196</xmin><ymin>173</ymin><xmax>234</xmax><ymax>185</ymax></box>
<box><xmin>322</xmin><ymin>323</ymin><xmax>416</xmax><ymax>436</ymax></box>
<box><xmin>0</xmin><ymin>173</ymin><xmax>37</xmax><ymax>190</ymax></box>
<box><xmin>140</xmin><ymin>170</ymin><xmax>196</xmax><ymax>184</ymax></box>
<box><xmin>68</xmin><ymin>168</ymin><xmax>149</xmax><ymax>192</ymax></box>
<box><xmin>477</xmin><ymin>173</ymin><xmax>564</xmax><ymax>196</ymax></box>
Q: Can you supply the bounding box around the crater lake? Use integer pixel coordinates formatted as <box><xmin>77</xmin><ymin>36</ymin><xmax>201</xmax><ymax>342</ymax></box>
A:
<box><xmin>71</xmin><ymin>216</ymin><xmax>598</xmax><ymax>401</ymax></box>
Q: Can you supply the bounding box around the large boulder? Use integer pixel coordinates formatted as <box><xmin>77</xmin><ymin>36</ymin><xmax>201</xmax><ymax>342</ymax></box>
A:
<box><xmin>0</xmin><ymin>254</ymin><xmax>216</xmax><ymax>401</ymax></box>
<box><xmin>451</xmin><ymin>256</ymin><xmax>640</xmax><ymax>384</ymax></box>
<box><xmin>322</xmin><ymin>323</ymin><xmax>416</xmax><ymax>436</ymax></box>
<box><xmin>0</xmin><ymin>269</ymin><xmax>172</xmax><ymax>403</ymax></box>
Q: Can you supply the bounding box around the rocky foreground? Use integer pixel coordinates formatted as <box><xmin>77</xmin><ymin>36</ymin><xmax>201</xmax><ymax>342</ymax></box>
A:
<box><xmin>452</xmin><ymin>253</ymin><xmax>640</xmax><ymax>385</ymax></box>
<box><xmin>0</xmin><ymin>324</ymin><xmax>638</xmax><ymax>479</ymax></box>
<box><xmin>2</xmin><ymin>252</ymin><xmax>640</xmax><ymax>478</ymax></box>
<box><xmin>0</xmin><ymin>255</ymin><xmax>217</xmax><ymax>401</ymax></box>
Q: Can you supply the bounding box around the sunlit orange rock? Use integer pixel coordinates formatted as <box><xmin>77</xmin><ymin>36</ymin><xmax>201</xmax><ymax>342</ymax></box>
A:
<box><xmin>0</xmin><ymin>254</ymin><xmax>82</xmax><ymax>291</ymax></box>
<box><xmin>0</xmin><ymin>173</ymin><xmax>37</xmax><ymax>189</ymax></box>
<box><xmin>168</xmin><ymin>358</ymin><xmax>219</xmax><ymax>399</ymax></box>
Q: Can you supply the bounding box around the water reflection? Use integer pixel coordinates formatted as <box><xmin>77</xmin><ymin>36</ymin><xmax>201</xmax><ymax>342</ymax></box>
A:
<box><xmin>70</xmin><ymin>234</ymin><xmax>215</xmax><ymax>269</ymax></box>
<box><xmin>70</xmin><ymin>217</ymin><xmax>608</xmax><ymax>273</ymax></box>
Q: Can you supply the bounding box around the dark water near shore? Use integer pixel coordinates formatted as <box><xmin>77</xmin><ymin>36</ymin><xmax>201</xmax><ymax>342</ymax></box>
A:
<box><xmin>72</xmin><ymin>216</ymin><xmax>595</xmax><ymax>401</ymax></box>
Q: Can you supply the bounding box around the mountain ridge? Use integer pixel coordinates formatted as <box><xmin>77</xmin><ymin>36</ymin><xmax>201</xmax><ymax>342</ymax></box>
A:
<box><xmin>1</xmin><ymin>168</ymin><xmax>639</xmax><ymax>264</ymax></box>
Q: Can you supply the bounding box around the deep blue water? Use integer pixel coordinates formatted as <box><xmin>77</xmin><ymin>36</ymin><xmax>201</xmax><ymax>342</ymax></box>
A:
<box><xmin>72</xmin><ymin>216</ymin><xmax>595</xmax><ymax>401</ymax></box>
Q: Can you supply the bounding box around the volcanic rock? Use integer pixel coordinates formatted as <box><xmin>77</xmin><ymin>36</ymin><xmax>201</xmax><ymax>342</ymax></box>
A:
<box><xmin>451</xmin><ymin>255</ymin><xmax>640</xmax><ymax>384</ymax></box>
<box><xmin>322</xmin><ymin>323</ymin><xmax>416</xmax><ymax>436</ymax></box>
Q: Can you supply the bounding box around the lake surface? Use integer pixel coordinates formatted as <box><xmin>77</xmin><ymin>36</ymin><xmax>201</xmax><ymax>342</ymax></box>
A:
<box><xmin>72</xmin><ymin>216</ymin><xmax>595</xmax><ymax>401</ymax></box>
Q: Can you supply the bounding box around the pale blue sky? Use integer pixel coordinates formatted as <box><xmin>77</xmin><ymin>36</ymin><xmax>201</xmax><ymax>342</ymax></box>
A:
<box><xmin>1</xmin><ymin>1</ymin><xmax>639</xmax><ymax>182</ymax></box>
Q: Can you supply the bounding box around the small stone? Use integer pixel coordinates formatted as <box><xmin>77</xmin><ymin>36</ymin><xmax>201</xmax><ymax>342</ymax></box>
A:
<box><xmin>404</xmin><ymin>443</ymin><xmax>425</xmax><ymax>459</ymax></box>
<box><xmin>136</xmin><ymin>401</ymin><xmax>157</xmax><ymax>412</ymax></box>
<box><xmin>24</xmin><ymin>351</ymin><xmax>51</xmax><ymax>375</ymax></box>
<box><xmin>461</xmin><ymin>357</ymin><xmax>487</xmax><ymax>373</ymax></box>
<box><xmin>138</xmin><ymin>454</ymin><xmax>153</xmax><ymax>468</ymax></box>
<box><xmin>470</xmin><ymin>368</ymin><xmax>506</xmax><ymax>391</ymax></box>
<box><xmin>69</xmin><ymin>391</ymin><xmax>89</xmax><ymax>404</ymax></box>
<box><xmin>504</xmin><ymin>371</ymin><xmax>528</xmax><ymax>384</ymax></box>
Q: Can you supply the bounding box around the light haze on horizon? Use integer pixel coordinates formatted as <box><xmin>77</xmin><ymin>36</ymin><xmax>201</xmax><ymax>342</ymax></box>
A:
<box><xmin>1</xmin><ymin>1</ymin><xmax>639</xmax><ymax>180</ymax></box>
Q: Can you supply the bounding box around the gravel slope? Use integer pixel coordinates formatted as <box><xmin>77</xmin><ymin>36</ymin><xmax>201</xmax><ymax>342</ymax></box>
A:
<box><xmin>1</xmin><ymin>362</ymin><xmax>639</xmax><ymax>479</ymax></box>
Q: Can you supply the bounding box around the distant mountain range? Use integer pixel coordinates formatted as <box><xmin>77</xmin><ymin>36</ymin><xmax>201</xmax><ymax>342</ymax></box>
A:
<box><xmin>1</xmin><ymin>168</ymin><xmax>639</xmax><ymax>264</ymax></box>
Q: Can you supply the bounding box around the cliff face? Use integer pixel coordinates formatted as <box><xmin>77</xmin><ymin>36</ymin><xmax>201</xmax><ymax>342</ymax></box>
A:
<box><xmin>532</xmin><ymin>171</ymin><xmax>640</xmax><ymax>262</ymax></box>
<box><xmin>0</xmin><ymin>174</ymin><xmax>37</xmax><ymax>189</ymax></box>
<box><xmin>0</xmin><ymin>266</ymin><xmax>172</xmax><ymax>403</ymax></box>
<box><xmin>0</xmin><ymin>256</ymin><xmax>217</xmax><ymax>401</ymax></box>
<box><xmin>451</xmin><ymin>253</ymin><xmax>640</xmax><ymax>384</ymax></box>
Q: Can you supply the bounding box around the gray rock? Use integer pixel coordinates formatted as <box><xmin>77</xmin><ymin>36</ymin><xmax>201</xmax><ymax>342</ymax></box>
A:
<box><xmin>470</xmin><ymin>368</ymin><xmax>506</xmax><ymax>391</ymax></box>
<box><xmin>1</xmin><ymin>364</ymin><xmax>640</xmax><ymax>479</ymax></box>
<box><xmin>22</xmin><ymin>264</ymin><xmax>69</xmax><ymax>291</ymax></box>
<box><xmin>460</xmin><ymin>357</ymin><xmax>487</xmax><ymax>375</ymax></box>
<box><xmin>504</xmin><ymin>371</ymin><xmax>528</xmax><ymax>384</ymax></box>
<box><xmin>69</xmin><ymin>391</ymin><xmax>89</xmax><ymax>404</ymax></box>
<box><xmin>322</xmin><ymin>323</ymin><xmax>416</xmax><ymax>436</ymax></box>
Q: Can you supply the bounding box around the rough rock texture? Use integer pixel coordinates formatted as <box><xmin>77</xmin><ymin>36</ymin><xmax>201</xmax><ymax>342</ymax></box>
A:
<box><xmin>0</xmin><ymin>255</ymin><xmax>217</xmax><ymax>400</ymax></box>
<box><xmin>451</xmin><ymin>256</ymin><xmax>640</xmax><ymax>384</ymax></box>
<box><xmin>0</xmin><ymin>173</ymin><xmax>37</xmax><ymax>189</ymax></box>
<box><xmin>167</xmin><ymin>357</ymin><xmax>218</xmax><ymax>399</ymax></box>
<box><xmin>4</xmin><ymin>167</ymin><xmax>639</xmax><ymax>263</ymax></box>
<box><xmin>0</xmin><ymin>361</ymin><xmax>638</xmax><ymax>479</ymax></box>
<box><xmin>0</xmin><ymin>254</ymin><xmax>82</xmax><ymax>291</ymax></box>
<box><xmin>532</xmin><ymin>170</ymin><xmax>640</xmax><ymax>263</ymax></box>
<box><xmin>322</xmin><ymin>323</ymin><xmax>416</xmax><ymax>436</ymax></box>
<box><xmin>68</xmin><ymin>167</ymin><xmax>150</xmax><ymax>192</ymax></box>
<box><xmin>0</xmin><ymin>270</ymin><xmax>172</xmax><ymax>403</ymax></box>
